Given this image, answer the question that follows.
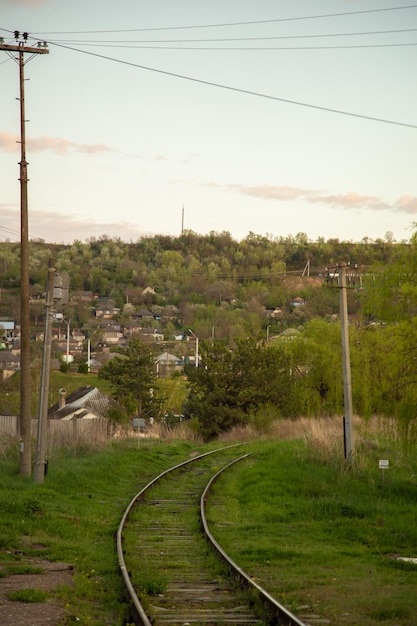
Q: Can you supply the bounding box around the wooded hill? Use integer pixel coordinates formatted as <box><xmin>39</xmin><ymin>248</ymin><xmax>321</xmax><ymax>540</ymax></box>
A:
<box><xmin>0</xmin><ymin>231</ymin><xmax>406</xmax><ymax>342</ymax></box>
<box><xmin>2</xmin><ymin>230</ymin><xmax>417</xmax><ymax>443</ymax></box>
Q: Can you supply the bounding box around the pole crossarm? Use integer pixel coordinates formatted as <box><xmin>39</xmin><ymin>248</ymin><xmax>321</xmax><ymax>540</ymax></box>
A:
<box><xmin>0</xmin><ymin>42</ymin><xmax>49</xmax><ymax>54</ymax></box>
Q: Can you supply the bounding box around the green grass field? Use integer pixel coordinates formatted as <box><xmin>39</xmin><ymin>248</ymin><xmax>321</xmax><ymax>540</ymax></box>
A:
<box><xmin>207</xmin><ymin>438</ymin><xmax>417</xmax><ymax>625</ymax></box>
<box><xmin>0</xmin><ymin>427</ymin><xmax>416</xmax><ymax>625</ymax></box>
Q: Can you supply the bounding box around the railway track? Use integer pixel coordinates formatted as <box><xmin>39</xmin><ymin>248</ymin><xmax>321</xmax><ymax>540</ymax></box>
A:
<box><xmin>117</xmin><ymin>445</ymin><xmax>306</xmax><ymax>626</ymax></box>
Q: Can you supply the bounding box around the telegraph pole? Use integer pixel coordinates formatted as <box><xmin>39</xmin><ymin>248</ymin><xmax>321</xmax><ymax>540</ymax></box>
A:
<box><xmin>0</xmin><ymin>32</ymin><xmax>49</xmax><ymax>476</ymax></box>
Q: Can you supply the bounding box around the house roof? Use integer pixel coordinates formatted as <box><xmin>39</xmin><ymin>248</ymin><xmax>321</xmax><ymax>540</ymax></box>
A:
<box><xmin>136</xmin><ymin>308</ymin><xmax>153</xmax><ymax>317</ymax></box>
<box><xmin>156</xmin><ymin>351</ymin><xmax>180</xmax><ymax>363</ymax></box>
<box><xmin>48</xmin><ymin>386</ymin><xmax>117</xmax><ymax>420</ymax></box>
<box><xmin>0</xmin><ymin>351</ymin><xmax>19</xmax><ymax>363</ymax></box>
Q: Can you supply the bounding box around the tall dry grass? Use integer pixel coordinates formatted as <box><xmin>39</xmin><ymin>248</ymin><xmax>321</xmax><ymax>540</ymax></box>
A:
<box><xmin>1</xmin><ymin>414</ymin><xmax>407</xmax><ymax>467</ymax></box>
<box><xmin>218</xmin><ymin>415</ymin><xmax>410</xmax><ymax>471</ymax></box>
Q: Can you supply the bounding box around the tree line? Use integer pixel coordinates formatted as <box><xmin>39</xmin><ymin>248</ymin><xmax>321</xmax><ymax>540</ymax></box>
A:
<box><xmin>1</xmin><ymin>229</ymin><xmax>417</xmax><ymax>446</ymax></box>
<box><xmin>0</xmin><ymin>230</ymin><xmax>404</xmax><ymax>303</ymax></box>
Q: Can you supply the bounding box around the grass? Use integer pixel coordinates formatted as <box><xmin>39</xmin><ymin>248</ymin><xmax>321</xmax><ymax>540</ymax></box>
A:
<box><xmin>0</xmin><ymin>418</ymin><xmax>416</xmax><ymax>625</ymax></box>
<box><xmin>7</xmin><ymin>588</ymin><xmax>49</xmax><ymax>603</ymax></box>
<box><xmin>0</xmin><ymin>564</ymin><xmax>44</xmax><ymax>577</ymax></box>
<box><xmin>0</xmin><ymin>437</ymin><xmax>212</xmax><ymax>624</ymax></box>
<box><xmin>207</xmin><ymin>433</ymin><xmax>417</xmax><ymax>626</ymax></box>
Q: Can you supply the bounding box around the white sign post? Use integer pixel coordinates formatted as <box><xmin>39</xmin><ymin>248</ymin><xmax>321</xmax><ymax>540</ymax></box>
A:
<box><xmin>379</xmin><ymin>459</ymin><xmax>389</xmax><ymax>482</ymax></box>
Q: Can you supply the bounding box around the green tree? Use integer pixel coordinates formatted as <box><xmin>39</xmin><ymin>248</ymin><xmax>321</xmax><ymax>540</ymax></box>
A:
<box><xmin>184</xmin><ymin>338</ymin><xmax>292</xmax><ymax>440</ymax></box>
<box><xmin>98</xmin><ymin>339</ymin><xmax>162</xmax><ymax>419</ymax></box>
<box><xmin>360</xmin><ymin>228</ymin><xmax>417</xmax><ymax>323</ymax></box>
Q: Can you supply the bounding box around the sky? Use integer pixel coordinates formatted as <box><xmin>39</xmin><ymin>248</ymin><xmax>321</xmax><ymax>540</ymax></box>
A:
<box><xmin>1</xmin><ymin>0</ymin><xmax>416</xmax><ymax>245</ymax></box>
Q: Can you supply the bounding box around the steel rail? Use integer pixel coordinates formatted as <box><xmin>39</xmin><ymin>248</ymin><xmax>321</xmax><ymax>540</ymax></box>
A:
<box><xmin>201</xmin><ymin>454</ymin><xmax>307</xmax><ymax>626</ymax></box>
<box><xmin>117</xmin><ymin>444</ymin><xmax>306</xmax><ymax>625</ymax></box>
<box><xmin>116</xmin><ymin>443</ymin><xmax>243</xmax><ymax>626</ymax></box>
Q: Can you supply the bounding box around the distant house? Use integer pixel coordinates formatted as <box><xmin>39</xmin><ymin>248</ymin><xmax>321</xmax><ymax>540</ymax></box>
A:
<box><xmin>48</xmin><ymin>386</ymin><xmax>118</xmax><ymax>421</ymax></box>
<box><xmin>94</xmin><ymin>299</ymin><xmax>121</xmax><ymax>319</ymax></box>
<box><xmin>142</xmin><ymin>286</ymin><xmax>156</xmax><ymax>296</ymax></box>
<box><xmin>0</xmin><ymin>320</ymin><xmax>16</xmax><ymax>341</ymax></box>
<box><xmin>71</xmin><ymin>291</ymin><xmax>96</xmax><ymax>302</ymax></box>
<box><xmin>291</xmin><ymin>297</ymin><xmax>305</xmax><ymax>307</ymax></box>
<box><xmin>0</xmin><ymin>351</ymin><xmax>20</xmax><ymax>379</ymax></box>
<box><xmin>135</xmin><ymin>308</ymin><xmax>153</xmax><ymax>319</ymax></box>
<box><xmin>94</xmin><ymin>305</ymin><xmax>121</xmax><ymax>319</ymax></box>
<box><xmin>55</xmin><ymin>333</ymin><xmax>83</xmax><ymax>358</ymax></box>
<box><xmin>156</xmin><ymin>351</ymin><xmax>183</xmax><ymax>377</ymax></box>
<box><xmin>140</xmin><ymin>328</ymin><xmax>164</xmax><ymax>342</ymax></box>
<box><xmin>124</xmin><ymin>322</ymin><xmax>143</xmax><ymax>339</ymax></box>
<box><xmin>101</xmin><ymin>325</ymin><xmax>124</xmax><ymax>345</ymax></box>
<box><xmin>72</xmin><ymin>329</ymin><xmax>85</xmax><ymax>343</ymax></box>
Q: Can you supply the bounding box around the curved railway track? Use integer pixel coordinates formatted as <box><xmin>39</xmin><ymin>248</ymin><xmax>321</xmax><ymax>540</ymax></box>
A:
<box><xmin>117</xmin><ymin>445</ymin><xmax>307</xmax><ymax>626</ymax></box>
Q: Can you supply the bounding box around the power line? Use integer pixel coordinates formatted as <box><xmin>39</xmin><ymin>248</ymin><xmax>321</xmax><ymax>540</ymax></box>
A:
<box><xmin>24</xmin><ymin>4</ymin><xmax>417</xmax><ymax>34</ymax></box>
<box><xmin>38</xmin><ymin>42</ymin><xmax>417</xmax><ymax>52</ymax></box>
<box><xmin>37</xmin><ymin>27</ymin><xmax>417</xmax><ymax>45</ymax></box>
<box><xmin>48</xmin><ymin>42</ymin><xmax>417</xmax><ymax>130</ymax></box>
<box><xmin>0</xmin><ymin>225</ymin><xmax>19</xmax><ymax>236</ymax></box>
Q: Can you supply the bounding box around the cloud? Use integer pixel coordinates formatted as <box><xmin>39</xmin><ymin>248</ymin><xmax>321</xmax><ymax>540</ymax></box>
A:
<box><xmin>220</xmin><ymin>183</ymin><xmax>316</xmax><ymax>202</ymax></box>
<box><xmin>3</xmin><ymin>0</ymin><xmax>51</xmax><ymax>6</ymax></box>
<box><xmin>395</xmin><ymin>196</ymin><xmax>417</xmax><ymax>214</ymax></box>
<box><xmin>0</xmin><ymin>132</ymin><xmax>19</xmax><ymax>152</ymax></box>
<box><xmin>316</xmin><ymin>191</ymin><xmax>390</xmax><ymax>212</ymax></box>
<box><xmin>206</xmin><ymin>182</ymin><xmax>417</xmax><ymax>215</ymax></box>
<box><xmin>30</xmin><ymin>136</ymin><xmax>114</xmax><ymax>155</ymax></box>
<box><xmin>0</xmin><ymin>132</ymin><xmax>114</xmax><ymax>155</ymax></box>
<box><xmin>0</xmin><ymin>206</ymin><xmax>145</xmax><ymax>244</ymax></box>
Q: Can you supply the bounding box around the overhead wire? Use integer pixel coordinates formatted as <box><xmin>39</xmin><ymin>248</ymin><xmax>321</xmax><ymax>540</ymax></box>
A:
<box><xmin>37</xmin><ymin>26</ymin><xmax>417</xmax><ymax>45</ymax></box>
<box><xmin>45</xmin><ymin>41</ymin><xmax>417</xmax><ymax>130</ymax></box>
<box><xmin>0</xmin><ymin>225</ymin><xmax>19</xmax><ymax>241</ymax></box>
<box><xmin>27</xmin><ymin>4</ymin><xmax>417</xmax><ymax>34</ymax></box>
<box><xmin>35</xmin><ymin>42</ymin><xmax>417</xmax><ymax>51</ymax></box>
<box><xmin>1</xmin><ymin>3</ymin><xmax>416</xmax><ymax>131</ymax></box>
<box><xmin>0</xmin><ymin>8</ymin><xmax>415</xmax><ymax>246</ymax></box>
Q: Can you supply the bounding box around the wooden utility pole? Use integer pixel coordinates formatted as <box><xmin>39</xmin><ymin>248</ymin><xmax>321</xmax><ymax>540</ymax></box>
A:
<box><xmin>0</xmin><ymin>33</ymin><xmax>49</xmax><ymax>476</ymax></box>
<box><xmin>338</xmin><ymin>263</ymin><xmax>354</xmax><ymax>459</ymax></box>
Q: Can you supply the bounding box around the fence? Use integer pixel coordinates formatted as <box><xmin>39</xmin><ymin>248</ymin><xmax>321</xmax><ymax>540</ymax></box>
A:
<box><xmin>0</xmin><ymin>415</ymin><xmax>113</xmax><ymax>449</ymax></box>
<box><xmin>0</xmin><ymin>415</ymin><xmax>18</xmax><ymax>437</ymax></box>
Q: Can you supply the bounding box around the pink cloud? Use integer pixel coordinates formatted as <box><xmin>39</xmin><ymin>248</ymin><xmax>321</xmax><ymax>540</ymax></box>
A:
<box><xmin>317</xmin><ymin>192</ymin><xmax>389</xmax><ymax>211</ymax></box>
<box><xmin>0</xmin><ymin>207</ymin><xmax>143</xmax><ymax>244</ymax></box>
<box><xmin>210</xmin><ymin>182</ymin><xmax>409</xmax><ymax>213</ymax></box>
<box><xmin>29</xmin><ymin>135</ymin><xmax>114</xmax><ymax>155</ymax></box>
<box><xmin>0</xmin><ymin>132</ymin><xmax>113</xmax><ymax>155</ymax></box>
<box><xmin>0</xmin><ymin>132</ymin><xmax>19</xmax><ymax>152</ymax></box>
<box><xmin>223</xmin><ymin>184</ymin><xmax>314</xmax><ymax>202</ymax></box>
<box><xmin>395</xmin><ymin>196</ymin><xmax>417</xmax><ymax>214</ymax></box>
<box><xmin>4</xmin><ymin>0</ymin><xmax>51</xmax><ymax>6</ymax></box>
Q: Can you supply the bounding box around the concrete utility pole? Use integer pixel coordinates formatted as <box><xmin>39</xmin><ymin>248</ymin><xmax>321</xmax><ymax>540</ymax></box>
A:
<box><xmin>0</xmin><ymin>33</ymin><xmax>49</xmax><ymax>476</ymax></box>
<box><xmin>188</xmin><ymin>329</ymin><xmax>199</xmax><ymax>368</ymax></box>
<box><xmin>338</xmin><ymin>263</ymin><xmax>354</xmax><ymax>459</ymax></box>
<box><xmin>33</xmin><ymin>258</ymin><xmax>55</xmax><ymax>483</ymax></box>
